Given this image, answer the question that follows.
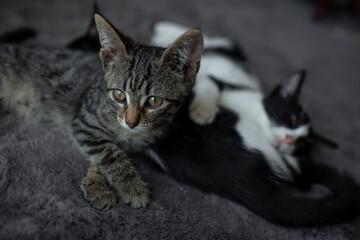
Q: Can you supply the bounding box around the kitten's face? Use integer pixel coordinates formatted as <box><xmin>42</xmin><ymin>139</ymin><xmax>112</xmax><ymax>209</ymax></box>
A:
<box><xmin>95</xmin><ymin>14</ymin><xmax>203</xmax><ymax>135</ymax></box>
<box><xmin>263</xmin><ymin>71</ymin><xmax>310</xmax><ymax>154</ymax></box>
<box><xmin>264</xmin><ymin>95</ymin><xmax>310</xmax><ymax>154</ymax></box>
<box><xmin>105</xmin><ymin>46</ymin><xmax>190</xmax><ymax>133</ymax></box>
<box><xmin>264</xmin><ymin>71</ymin><xmax>338</xmax><ymax>153</ymax></box>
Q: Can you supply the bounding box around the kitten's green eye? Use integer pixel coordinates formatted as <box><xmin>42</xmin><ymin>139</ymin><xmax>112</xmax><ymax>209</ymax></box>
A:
<box><xmin>291</xmin><ymin>114</ymin><xmax>297</xmax><ymax>127</ymax></box>
<box><xmin>113</xmin><ymin>90</ymin><xmax>126</xmax><ymax>102</ymax></box>
<box><xmin>147</xmin><ymin>96</ymin><xmax>163</xmax><ymax>108</ymax></box>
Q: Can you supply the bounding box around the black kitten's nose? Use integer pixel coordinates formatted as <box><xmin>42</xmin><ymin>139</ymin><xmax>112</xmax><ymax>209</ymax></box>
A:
<box><xmin>126</xmin><ymin>121</ymin><xmax>139</xmax><ymax>129</ymax></box>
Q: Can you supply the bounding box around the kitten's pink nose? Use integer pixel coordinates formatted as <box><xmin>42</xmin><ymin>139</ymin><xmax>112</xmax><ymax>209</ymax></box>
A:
<box><xmin>285</xmin><ymin>135</ymin><xmax>295</xmax><ymax>144</ymax></box>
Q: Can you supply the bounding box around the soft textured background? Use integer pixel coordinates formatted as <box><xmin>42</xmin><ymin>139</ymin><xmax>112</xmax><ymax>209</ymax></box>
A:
<box><xmin>0</xmin><ymin>0</ymin><xmax>359</xmax><ymax>239</ymax></box>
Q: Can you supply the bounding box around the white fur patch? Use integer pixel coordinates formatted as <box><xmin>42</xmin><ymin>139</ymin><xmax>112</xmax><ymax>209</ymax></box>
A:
<box><xmin>220</xmin><ymin>91</ymin><xmax>294</xmax><ymax>179</ymax></box>
<box><xmin>189</xmin><ymin>75</ymin><xmax>220</xmax><ymax>125</ymax></box>
<box><xmin>283</xmin><ymin>155</ymin><xmax>299</xmax><ymax>172</ymax></box>
<box><xmin>189</xmin><ymin>53</ymin><xmax>260</xmax><ymax>125</ymax></box>
<box><xmin>199</xmin><ymin>54</ymin><xmax>260</xmax><ymax>90</ymax></box>
<box><xmin>151</xmin><ymin>21</ymin><xmax>234</xmax><ymax>50</ymax></box>
<box><xmin>147</xmin><ymin>148</ymin><xmax>167</xmax><ymax>171</ymax></box>
<box><xmin>271</xmin><ymin>124</ymin><xmax>310</xmax><ymax>155</ymax></box>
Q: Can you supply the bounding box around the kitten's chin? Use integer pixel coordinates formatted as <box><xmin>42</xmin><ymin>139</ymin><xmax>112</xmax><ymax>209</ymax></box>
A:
<box><xmin>119</xmin><ymin>121</ymin><xmax>167</xmax><ymax>140</ymax></box>
<box><xmin>121</xmin><ymin>124</ymin><xmax>147</xmax><ymax>134</ymax></box>
<box><xmin>272</xmin><ymin>136</ymin><xmax>294</xmax><ymax>154</ymax></box>
<box><xmin>276</xmin><ymin>142</ymin><xmax>295</xmax><ymax>154</ymax></box>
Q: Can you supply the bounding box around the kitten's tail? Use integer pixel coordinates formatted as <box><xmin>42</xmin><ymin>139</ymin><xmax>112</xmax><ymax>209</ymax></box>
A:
<box><xmin>245</xmin><ymin>162</ymin><xmax>360</xmax><ymax>227</ymax></box>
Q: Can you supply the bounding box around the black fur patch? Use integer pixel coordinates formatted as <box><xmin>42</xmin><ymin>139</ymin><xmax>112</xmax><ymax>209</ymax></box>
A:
<box><xmin>151</xmin><ymin>97</ymin><xmax>360</xmax><ymax>227</ymax></box>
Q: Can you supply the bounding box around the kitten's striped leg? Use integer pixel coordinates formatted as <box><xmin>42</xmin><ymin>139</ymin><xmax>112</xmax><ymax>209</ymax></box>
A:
<box><xmin>97</xmin><ymin>148</ymin><xmax>150</xmax><ymax>208</ymax></box>
<box><xmin>74</xmin><ymin>121</ymin><xmax>150</xmax><ymax>209</ymax></box>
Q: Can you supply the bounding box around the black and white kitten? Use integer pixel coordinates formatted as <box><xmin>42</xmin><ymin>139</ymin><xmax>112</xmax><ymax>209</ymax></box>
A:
<box><xmin>148</xmin><ymin>86</ymin><xmax>360</xmax><ymax>227</ymax></box>
<box><xmin>148</xmin><ymin>22</ymin><xmax>359</xmax><ymax>227</ymax></box>
<box><xmin>151</xmin><ymin>22</ymin><xmax>337</xmax><ymax>180</ymax></box>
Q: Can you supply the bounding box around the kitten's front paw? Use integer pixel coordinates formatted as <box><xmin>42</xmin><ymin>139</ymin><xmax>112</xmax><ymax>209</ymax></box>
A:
<box><xmin>81</xmin><ymin>165</ymin><xmax>118</xmax><ymax>210</ymax></box>
<box><xmin>84</xmin><ymin>187</ymin><xmax>118</xmax><ymax>210</ymax></box>
<box><xmin>189</xmin><ymin>100</ymin><xmax>218</xmax><ymax>125</ymax></box>
<box><xmin>118</xmin><ymin>177</ymin><xmax>150</xmax><ymax>208</ymax></box>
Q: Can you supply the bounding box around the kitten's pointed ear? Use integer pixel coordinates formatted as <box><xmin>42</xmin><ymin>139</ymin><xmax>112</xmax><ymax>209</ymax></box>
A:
<box><xmin>94</xmin><ymin>14</ymin><xmax>135</xmax><ymax>68</ymax></box>
<box><xmin>281</xmin><ymin>70</ymin><xmax>306</xmax><ymax>100</ymax></box>
<box><xmin>269</xmin><ymin>84</ymin><xmax>282</xmax><ymax>97</ymax></box>
<box><xmin>159</xmin><ymin>29</ymin><xmax>204</xmax><ymax>79</ymax></box>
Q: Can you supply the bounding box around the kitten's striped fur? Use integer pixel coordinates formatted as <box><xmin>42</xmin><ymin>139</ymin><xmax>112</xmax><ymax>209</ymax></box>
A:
<box><xmin>0</xmin><ymin>15</ymin><xmax>203</xmax><ymax>209</ymax></box>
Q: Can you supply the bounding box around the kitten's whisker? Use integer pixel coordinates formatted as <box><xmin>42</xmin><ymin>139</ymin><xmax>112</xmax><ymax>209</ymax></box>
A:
<box><xmin>104</xmin><ymin>118</ymin><xmax>122</xmax><ymax>131</ymax></box>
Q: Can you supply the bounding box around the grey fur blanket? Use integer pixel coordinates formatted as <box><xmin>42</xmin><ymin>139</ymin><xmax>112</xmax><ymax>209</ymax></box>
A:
<box><xmin>1</xmin><ymin>0</ymin><xmax>359</xmax><ymax>239</ymax></box>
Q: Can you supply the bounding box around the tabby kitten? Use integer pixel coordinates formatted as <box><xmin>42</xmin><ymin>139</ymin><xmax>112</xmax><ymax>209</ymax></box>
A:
<box><xmin>0</xmin><ymin>14</ymin><xmax>204</xmax><ymax>209</ymax></box>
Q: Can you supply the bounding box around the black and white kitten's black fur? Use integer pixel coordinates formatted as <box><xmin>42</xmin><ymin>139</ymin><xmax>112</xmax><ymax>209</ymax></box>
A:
<box><xmin>148</xmin><ymin>22</ymin><xmax>360</xmax><ymax>227</ymax></box>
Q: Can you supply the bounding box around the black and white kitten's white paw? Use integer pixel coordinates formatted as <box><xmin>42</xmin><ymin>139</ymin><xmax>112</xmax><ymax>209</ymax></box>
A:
<box><xmin>117</xmin><ymin>176</ymin><xmax>150</xmax><ymax>208</ymax></box>
<box><xmin>189</xmin><ymin>100</ymin><xmax>219</xmax><ymax>125</ymax></box>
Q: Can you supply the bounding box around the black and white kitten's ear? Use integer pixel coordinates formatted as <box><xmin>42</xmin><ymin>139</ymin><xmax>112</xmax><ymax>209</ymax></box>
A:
<box><xmin>87</xmin><ymin>2</ymin><xmax>100</xmax><ymax>38</ymax></box>
<box><xmin>306</xmin><ymin>130</ymin><xmax>339</xmax><ymax>149</ymax></box>
<box><xmin>268</xmin><ymin>84</ymin><xmax>282</xmax><ymax>97</ymax></box>
<box><xmin>94</xmin><ymin>14</ymin><xmax>135</xmax><ymax>68</ymax></box>
<box><xmin>159</xmin><ymin>29</ymin><xmax>204</xmax><ymax>79</ymax></box>
<box><xmin>281</xmin><ymin>70</ymin><xmax>307</xmax><ymax>100</ymax></box>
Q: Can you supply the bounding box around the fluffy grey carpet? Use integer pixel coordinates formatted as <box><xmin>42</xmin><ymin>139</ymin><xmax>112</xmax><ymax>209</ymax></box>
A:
<box><xmin>0</xmin><ymin>0</ymin><xmax>359</xmax><ymax>239</ymax></box>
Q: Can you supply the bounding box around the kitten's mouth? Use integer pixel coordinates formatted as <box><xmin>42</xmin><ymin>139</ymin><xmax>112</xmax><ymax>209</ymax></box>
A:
<box><xmin>273</xmin><ymin>135</ymin><xmax>295</xmax><ymax>149</ymax></box>
<box><xmin>117</xmin><ymin>116</ymin><xmax>148</xmax><ymax>134</ymax></box>
<box><xmin>284</xmin><ymin>135</ymin><xmax>295</xmax><ymax>144</ymax></box>
<box><xmin>123</xmin><ymin>125</ymin><xmax>146</xmax><ymax>134</ymax></box>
